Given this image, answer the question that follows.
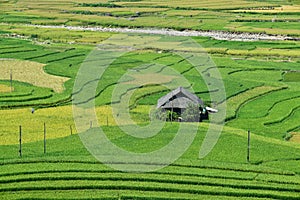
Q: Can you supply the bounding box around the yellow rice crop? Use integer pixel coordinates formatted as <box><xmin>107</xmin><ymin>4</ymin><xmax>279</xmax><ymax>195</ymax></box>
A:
<box><xmin>0</xmin><ymin>59</ymin><xmax>69</xmax><ymax>93</ymax></box>
<box><xmin>0</xmin><ymin>84</ymin><xmax>13</xmax><ymax>93</ymax></box>
<box><xmin>234</xmin><ymin>5</ymin><xmax>300</xmax><ymax>13</ymax></box>
<box><xmin>290</xmin><ymin>133</ymin><xmax>300</xmax><ymax>144</ymax></box>
<box><xmin>0</xmin><ymin>105</ymin><xmax>151</xmax><ymax>145</ymax></box>
<box><xmin>227</xmin><ymin>48</ymin><xmax>300</xmax><ymax>57</ymax></box>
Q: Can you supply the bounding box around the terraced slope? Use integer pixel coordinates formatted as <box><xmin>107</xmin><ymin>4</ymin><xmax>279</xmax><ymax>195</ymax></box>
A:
<box><xmin>0</xmin><ymin>10</ymin><xmax>299</xmax><ymax>198</ymax></box>
<box><xmin>1</xmin><ymin>0</ymin><xmax>299</xmax><ymax>36</ymax></box>
<box><xmin>1</xmin><ymin>125</ymin><xmax>300</xmax><ymax>200</ymax></box>
<box><xmin>0</xmin><ymin>38</ymin><xmax>91</xmax><ymax>108</ymax></box>
<box><xmin>1</xmin><ymin>34</ymin><xmax>299</xmax><ymax>141</ymax></box>
<box><xmin>1</xmin><ymin>162</ymin><xmax>300</xmax><ymax>199</ymax></box>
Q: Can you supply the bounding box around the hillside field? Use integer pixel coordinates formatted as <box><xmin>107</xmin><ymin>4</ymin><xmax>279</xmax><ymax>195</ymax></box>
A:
<box><xmin>0</xmin><ymin>0</ymin><xmax>300</xmax><ymax>199</ymax></box>
<box><xmin>0</xmin><ymin>0</ymin><xmax>300</xmax><ymax>36</ymax></box>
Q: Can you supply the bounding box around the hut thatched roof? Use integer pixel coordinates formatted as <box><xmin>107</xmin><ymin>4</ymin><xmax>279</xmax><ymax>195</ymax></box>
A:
<box><xmin>157</xmin><ymin>87</ymin><xmax>204</xmax><ymax>109</ymax></box>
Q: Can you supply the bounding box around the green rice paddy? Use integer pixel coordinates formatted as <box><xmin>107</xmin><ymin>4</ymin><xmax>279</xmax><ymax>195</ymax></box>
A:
<box><xmin>0</xmin><ymin>0</ymin><xmax>299</xmax><ymax>199</ymax></box>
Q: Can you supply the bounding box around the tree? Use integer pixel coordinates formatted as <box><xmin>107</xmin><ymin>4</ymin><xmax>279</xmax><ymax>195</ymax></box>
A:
<box><xmin>151</xmin><ymin>108</ymin><xmax>178</xmax><ymax>121</ymax></box>
<box><xmin>166</xmin><ymin>110</ymin><xmax>178</xmax><ymax>121</ymax></box>
<box><xmin>181</xmin><ymin>103</ymin><xmax>200</xmax><ymax>122</ymax></box>
<box><xmin>151</xmin><ymin>108</ymin><xmax>167</xmax><ymax>121</ymax></box>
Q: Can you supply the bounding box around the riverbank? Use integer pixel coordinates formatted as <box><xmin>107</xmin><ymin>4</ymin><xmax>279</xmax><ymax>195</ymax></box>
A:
<box><xmin>28</xmin><ymin>24</ymin><xmax>298</xmax><ymax>41</ymax></box>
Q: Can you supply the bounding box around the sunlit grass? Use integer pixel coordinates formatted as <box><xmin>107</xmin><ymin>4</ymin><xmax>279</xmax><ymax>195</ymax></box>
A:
<box><xmin>0</xmin><ymin>84</ymin><xmax>12</xmax><ymax>93</ymax></box>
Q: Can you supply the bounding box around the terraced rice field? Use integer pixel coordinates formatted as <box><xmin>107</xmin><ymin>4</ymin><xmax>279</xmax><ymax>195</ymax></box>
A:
<box><xmin>0</xmin><ymin>59</ymin><xmax>69</xmax><ymax>93</ymax></box>
<box><xmin>1</xmin><ymin>124</ymin><xmax>300</xmax><ymax>199</ymax></box>
<box><xmin>290</xmin><ymin>132</ymin><xmax>300</xmax><ymax>143</ymax></box>
<box><xmin>0</xmin><ymin>37</ymin><xmax>92</xmax><ymax>108</ymax></box>
<box><xmin>0</xmin><ymin>30</ymin><xmax>299</xmax><ymax>141</ymax></box>
<box><xmin>0</xmin><ymin>33</ymin><xmax>299</xmax><ymax>198</ymax></box>
<box><xmin>1</xmin><ymin>162</ymin><xmax>300</xmax><ymax>199</ymax></box>
<box><xmin>0</xmin><ymin>0</ymin><xmax>299</xmax><ymax>36</ymax></box>
<box><xmin>0</xmin><ymin>84</ymin><xmax>12</xmax><ymax>93</ymax></box>
<box><xmin>0</xmin><ymin>0</ymin><xmax>300</xmax><ymax>199</ymax></box>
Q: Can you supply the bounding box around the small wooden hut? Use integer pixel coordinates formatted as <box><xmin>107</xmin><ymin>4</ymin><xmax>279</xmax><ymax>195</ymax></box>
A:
<box><xmin>156</xmin><ymin>87</ymin><xmax>208</xmax><ymax>121</ymax></box>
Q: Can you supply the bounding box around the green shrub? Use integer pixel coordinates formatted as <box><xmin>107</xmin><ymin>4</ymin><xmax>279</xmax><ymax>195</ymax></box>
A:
<box><xmin>151</xmin><ymin>108</ymin><xmax>167</xmax><ymax>121</ymax></box>
<box><xmin>181</xmin><ymin>103</ymin><xmax>200</xmax><ymax>122</ymax></box>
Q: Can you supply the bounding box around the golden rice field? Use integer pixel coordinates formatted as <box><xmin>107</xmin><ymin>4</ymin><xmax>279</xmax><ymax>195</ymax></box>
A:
<box><xmin>0</xmin><ymin>105</ymin><xmax>153</xmax><ymax>145</ymax></box>
<box><xmin>0</xmin><ymin>84</ymin><xmax>13</xmax><ymax>93</ymax></box>
<box><xmin>110</xmin><ymin>0</ymin><xmax>274</xmax><ymax>9</ymax></box>
<box><xmin>234</xmin><ymin>5</ymin><xmax>300</xmax><ymax>13</ymax></box>
<box><xmin>8</xmin><ymin>0</ymin><xmax>275</xmax><ymax>9</ymax></box>
<box><xmin>0</xmin><ymin>59</ymin><xmax>69</xmax><ymax>93</ymax></box>
<box><xmin>1</xmin><ymin>0</ymin><xmax>299</xmax><ymax>36</ymax></box>
<box><xmin>0</xmin><ymin>1</ymin><xmax>299</xmax><ymax>200</ymax></box>
<box><xmin>290</xmin><ymin>132</ymin><xmax>300</xmax><ymax>143</ymax></box>
<box><xmin>0</xmin><ymin>24</ymin><xmax>112</xmax><ymax>44</ymax></box>
<box><xmin>1</xmin><ymin>105</ymin><xmax>95</xmax><ymax>145</ymax></box>
<box><xmin>227</xmin><ymin>48</ymin><xmax>300</xmax><ymax>58</ymax></box>
<box><xmin>65</xmin><ymin>5</ymin><xmax>168</xmax><ymax>13</ymax></box>
<box><xmin>228</xmin><ymin>26</ymin><xmax>300</xmax><ymax>37</ymax></box>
